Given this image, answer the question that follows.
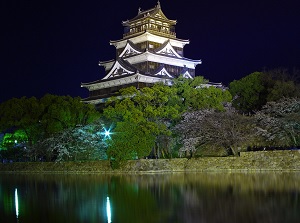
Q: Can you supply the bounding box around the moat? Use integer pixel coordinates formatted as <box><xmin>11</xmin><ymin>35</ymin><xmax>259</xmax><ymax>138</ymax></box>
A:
<box><xmin>1</xmin><ymin>172</ymin><xmax>300</xmax><ymax>223</ymax></box>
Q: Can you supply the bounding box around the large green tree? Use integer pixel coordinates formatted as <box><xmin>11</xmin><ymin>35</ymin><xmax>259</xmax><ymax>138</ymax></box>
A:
<box><xmin>229</xmin><ymin>72</ymin><xmax>265</xmax><ymax>113</ymax></box>
<box><xmin>39</xmin><ymin>94</ymin><xmax>100</xmax><ymax>136</ymax></box>
<box><xmin>0</xmin><ymin>95</ymin><xmax>100</xmax><ymax>160</ymax></box>
<box><xmin>229</xmin><ymin>68</ymin><xmax>300</xmax><ymax>113</ymax></box>
<box><xmin>173</xmin><ymin>75</ymin><xmax>232</xmax><ymax>111</ymax></box>
<box><xmin>0</xmin><ymin>96</ymin><xmax>42</xmax><ymax>146</ymax></box>
<box><xmin>103</xmin><ymin>77</ymin><xmax>232</xmax><ymax>166</ymax></box>
<box><xmin>103</xmin><ymin>83</ymin><xmax>179</xmax><ymax>167</ymax></box>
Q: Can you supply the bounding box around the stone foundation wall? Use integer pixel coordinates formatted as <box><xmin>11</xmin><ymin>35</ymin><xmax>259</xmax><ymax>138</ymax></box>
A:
<box><xmin>1</xmin><ymin>150</ymin><xmax>300</xmax><ymax>173</ymax></box>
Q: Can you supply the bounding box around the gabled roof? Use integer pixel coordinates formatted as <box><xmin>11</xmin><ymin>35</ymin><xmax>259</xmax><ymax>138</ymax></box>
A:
<box><xmin>119</xmin><ymin>40</ymin><xmax>143</xmax><ymax>58</ymax></box>
<box><xmin>152</xmin><ymin>65</ymin><xmax>173</xmax><ymax>78</ymax></box>
<box><xmin>102</xmin><ymin>58</ymin><xmax>137</xmax><ymax>80</ymax></box>
<box><xmin>122</xmin><ymin>1</ymin><xmax>176</xmax><ymax>26</ymax></box>
<box><xmin>181</xmin><ymin>66</ymin><xmax>193</xmax><ymax>79</ymax></box>
<box><xmin>124</xmin><ymin>50</ymin><xmax>201</xmax><ymax>69</ymax></box>
<box><xmin>153</xmin><ymin>40</ymin><xmax>182</xmax><ymax>58</ymax></box>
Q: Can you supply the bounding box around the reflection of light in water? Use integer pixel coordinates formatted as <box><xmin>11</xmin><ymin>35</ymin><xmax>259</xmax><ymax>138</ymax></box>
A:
<box><xmin>106</xmin><ymin>196</ymin><xmax>111</xmax><ymax>223</ymax></box>
<box><xmin>15</xmin><ymin>188</ymin><xmax>19</xmax><ymax>218</ymax></box>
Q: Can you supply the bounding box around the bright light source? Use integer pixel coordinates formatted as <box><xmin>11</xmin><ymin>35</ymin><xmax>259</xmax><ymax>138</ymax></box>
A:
<box><xmin>15</xmin><ymin>188</ymin><xmax>19</xmax><ymax>218</ymax></box>
<box><xmin>104</xmin><ymin>130</ymin><xmax>110</xmax><ymax>137</ymax></box>
<box><xmin>101</xmin><ymin>126</ymin><xmax>113</xmax><ymax>139</ymax></box>
<box><xmin>106</xmin><ymin>196</ymin><xmax>111</xmax><ymax>223</ymax></box>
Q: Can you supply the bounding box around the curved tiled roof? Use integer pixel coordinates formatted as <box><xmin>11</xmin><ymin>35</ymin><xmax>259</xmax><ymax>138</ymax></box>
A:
<box><xmin>127</xmin><ymin>40</ymin><xmax>143</xmax><ymax>52</ymax></box>
<box><xmin>122</xmin><ymin>2</ymin><xmax>176</xmax><ymax>26</ymax></box>
<box><xmin>152</xmin><ymin>64</ymin><xmax>174</xmax><ymax>78</ymax></box>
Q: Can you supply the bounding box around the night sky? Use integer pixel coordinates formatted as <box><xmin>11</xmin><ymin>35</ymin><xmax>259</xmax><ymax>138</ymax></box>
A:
<box><xmin>1</xmin><ymin>0</ymin><xmax>299</xmax><ymax>103</ymax></box>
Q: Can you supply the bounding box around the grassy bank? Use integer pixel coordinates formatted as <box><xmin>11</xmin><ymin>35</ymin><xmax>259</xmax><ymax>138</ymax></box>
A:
<box><xmin>1</xmin><ymin>150</ymin><xmax>300</xmax><ymax>173</ymax></box>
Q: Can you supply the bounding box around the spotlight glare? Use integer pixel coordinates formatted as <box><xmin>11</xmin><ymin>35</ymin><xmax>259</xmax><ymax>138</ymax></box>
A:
<box><xmin>105</xmin><ymin>130</ymin><xmax>110</xmax><ymax>137</ymax></box>
<box><xmin>101</xmin><ymin>126</ymin><xmax>113</xmax><ymax>139</ymax></box>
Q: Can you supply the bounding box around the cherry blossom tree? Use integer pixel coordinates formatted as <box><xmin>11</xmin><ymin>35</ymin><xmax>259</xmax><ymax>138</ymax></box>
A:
<box><xmin>174</xmin><ymin>105</ymin><xmax>256</xmax><ymax>157</ymax></box>
<box><xmin>255</xmin><ymin>98</ymin><xmax>300</xmax><ymax>147</ymax></box>
<box><xmin>27</xmin><ymin>120</ymin><xmax>108</xmax><ymax>162</ymax></box>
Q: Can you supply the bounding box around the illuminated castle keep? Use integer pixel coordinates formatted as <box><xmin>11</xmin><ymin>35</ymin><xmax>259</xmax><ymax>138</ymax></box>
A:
<box><xmin>81</xmin><ymin>1</ymin><xmax>201</xmax><ymax>104</ymax></box>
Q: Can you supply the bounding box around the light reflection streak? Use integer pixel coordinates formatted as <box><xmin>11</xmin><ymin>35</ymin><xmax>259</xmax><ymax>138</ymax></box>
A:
<box><xmin>15</xmin><ymin>188</ymin><xmax>19</xmax><ymax>218</ymax></box>
<box><xmin>106</xmin><ymin>196</ymin><xmax>111</xmax><ymax>223</ymax></box>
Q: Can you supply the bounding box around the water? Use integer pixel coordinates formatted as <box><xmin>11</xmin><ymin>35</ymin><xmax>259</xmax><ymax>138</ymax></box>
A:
<box><xmin>1</xmin><ymin>172</ymin><xmax>300</xmax><ymax>223</ymax></box>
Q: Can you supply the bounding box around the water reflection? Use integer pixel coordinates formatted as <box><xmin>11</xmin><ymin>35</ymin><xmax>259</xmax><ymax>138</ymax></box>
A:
<box><xmin>106</xmin><ymin>197</ymin><xmax>111</xmax><ymax>223</ymax></box>
<box><xmin>15</xmin><ymin>188</ymin><xmax>19</xmax><ymax>219</ymax></box>
<box><xmin>0</xmin><ymin>172</ymin><xmax>300</xmax><ymax>223</ymax></box>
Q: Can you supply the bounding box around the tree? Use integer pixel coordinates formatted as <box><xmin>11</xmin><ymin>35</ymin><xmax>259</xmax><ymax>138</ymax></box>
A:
<box><xmin>39</xmin><ymin>94</ymin><xmax>100</xmax><ymax>137</ymax></box>
<box><xmin>229</xmin><ymin>72</ymin><xmax>265</xmax><ymax>113</ymax></box>
<box><xmin>103</xmin><ymin>84</ymin><xmax>178</xmax><ymax>167</ymax></box>
<box><xmin>103</xmin><ymin>77</ymin><xmax>232</xmax><ymax>166</ymax></box>
<box><xmin>106</xmin><ymin>121</ymin><xmax>156</xmax><ymax>168</ymax></box>
<box><xmin>263</xmin><ymin>68</ymin><xmax>300</xmax><ymax>102</ymax></box>
<box><xmin>173</xmin><ymin>75</ymin><xmax>232</xmax><ymax>111</ymax></box>
<box><xmin>173</xmin><ymin>106</ymin><xmax>257</xmax><ymax>157</ymax></box>
<box><xmin>229</xmin><ymin>68</ymin><xmax>300</xmax><ymax>113</ymax></box>
<box><xmin>0</xmin><ymin>95</ymin><xmax>100</xmax><ymax>159</ymax></box>
<box><xmin>0</xmin><ymin>96</ymin><xmax>42</xmax><ymax>146</ymax></box>
<box><xmin>255</xmin><ymin>97</ymin><xmax>300</xmax><ymax>147</ymax></box>
<box><xmin>29</xmin><ymin>120</ymin><xmax>108</xmax><ymax>162</ymax></box>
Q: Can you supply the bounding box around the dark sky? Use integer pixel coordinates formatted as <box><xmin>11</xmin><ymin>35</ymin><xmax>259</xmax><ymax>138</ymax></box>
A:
<box><xmin>1</xmin><ymin>0</ymin><xmax>299</xmax><ymax>103</ymax></box>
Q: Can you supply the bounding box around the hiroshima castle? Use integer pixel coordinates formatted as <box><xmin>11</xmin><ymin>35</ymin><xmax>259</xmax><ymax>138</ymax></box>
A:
<box><xmin>81</xmin><ymin>1</ymin><xmax>208</xmax><ymax>104</ymax></box>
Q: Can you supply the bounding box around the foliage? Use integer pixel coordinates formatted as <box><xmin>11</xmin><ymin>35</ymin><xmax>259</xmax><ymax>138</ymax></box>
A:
<box><xmin>229</xmin><ymin>72</ymin><xmax>265</xmax><ymax>113</ymax></box>
<box><xmin>255</xmin><ymin>98</ymin><xmax>300</xmax><ymax>147</ymax></box>
<box><xmin>28</xmin><ymin>120</ymin><xmax>108</xmax><ymax>162</ymax></box>
<box><xmin>39</xmin><ymin>94</ymin><xmax>100</xmax><ymax>137</ymax></box>
<box><xmin>229</xmin><ymin>68</ymin><xmax>300</xmax><ymax>113</ymax></box>
<box><xmin>103</xmin><ymin>77</ymin><xmax>232</xmax><ymax>166</ymax></box>
<box><xmin>106</xmin><ymin>121</ymin><xmax>156</xmax><ymax>168</ymax></box>
<box><xmin>1</xmin><ymin>129</ymin><xmax>28</xmax><ymax>150</ymax></box>
<box><xmin>0</xmin><ymin>96</ymin><xmax>42</xmax><ymax>146</ymax></box>
<box><xmin>263</xmin><ymin>68</ymin><xmax>300</xmax><ymax>102</ymax></box>
<box><xmin>0</xmin><ymin>95</ymin><xmax>100</xmax><ymax>160</ymax></box>
<box><xmin>103</xmin><ymin>84</ymin><xmax>178</xmax><ymax>167</ymax></box>
<box><xmin>173</xmin><ymin>75</ymin><xmax>232</xmax><ymax>111</ymax></box>
<box><xmin>173</xmin><ymin>105</ymin><xmax>257</xmax><ymax>157</ymax></box>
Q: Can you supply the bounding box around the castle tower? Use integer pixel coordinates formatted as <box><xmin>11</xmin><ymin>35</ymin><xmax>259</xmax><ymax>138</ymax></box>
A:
<box><xmin>81</xmin><ymin>1</ymin><xmax>201</xmax><ymax>104</ymax></box>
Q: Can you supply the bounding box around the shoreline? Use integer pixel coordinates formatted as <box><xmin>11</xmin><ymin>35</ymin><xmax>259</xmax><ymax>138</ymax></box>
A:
<box><xmin>1</xmin><ymin>150</ymin><xmax>300</xmax><ymax>173</ymax></box>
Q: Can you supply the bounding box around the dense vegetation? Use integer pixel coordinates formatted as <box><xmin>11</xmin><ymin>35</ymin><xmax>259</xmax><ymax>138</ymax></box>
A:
<box><xmin>1</xmin><ymin>69</ymin><xmax>299</xmax><ymax>168</ymax></box>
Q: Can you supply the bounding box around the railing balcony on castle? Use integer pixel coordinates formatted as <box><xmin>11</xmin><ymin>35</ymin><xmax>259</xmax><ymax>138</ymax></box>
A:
<box><xmin>123</xmin><ymin>26</ymin><xmax>176</xmax><ymax>38</ymax></box>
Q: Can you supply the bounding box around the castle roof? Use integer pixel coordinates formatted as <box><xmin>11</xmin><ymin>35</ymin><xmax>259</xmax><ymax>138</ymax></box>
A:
<box><xmin>110</xmin><ymin>31</ymin><xmax>189</xmax><ymax>48</ymax></box>
<box><xmin>122</xmin><ymin>1</ymin><xmax>176</xmax><ymax>26</ymax></box>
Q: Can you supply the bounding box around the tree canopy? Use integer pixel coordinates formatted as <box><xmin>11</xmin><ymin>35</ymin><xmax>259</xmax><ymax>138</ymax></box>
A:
<box><xmin>102</xmin><ymin>76</ymin><xmax>232</xmax><ymax>166</ymax></box>
<box><xmin>229</xmin><ymin>69</ymin><xmax>300</xmax><ymax>113</ymax></box>
<box><xmin>0</xmin><ymin>95</ymin><xmax>100</xmax><ymax>160</ymax></box>
<box><xmin>2</xmin><ymin>70</ymin><xmax>298</xmax><ymax>164</ymax></box>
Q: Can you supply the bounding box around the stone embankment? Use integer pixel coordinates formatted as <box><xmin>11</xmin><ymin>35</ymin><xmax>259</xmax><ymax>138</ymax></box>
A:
<box><xmin>1</xmin><ymin>150</ymin><xmax>300</xmax><ymax>173</ymax></box>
